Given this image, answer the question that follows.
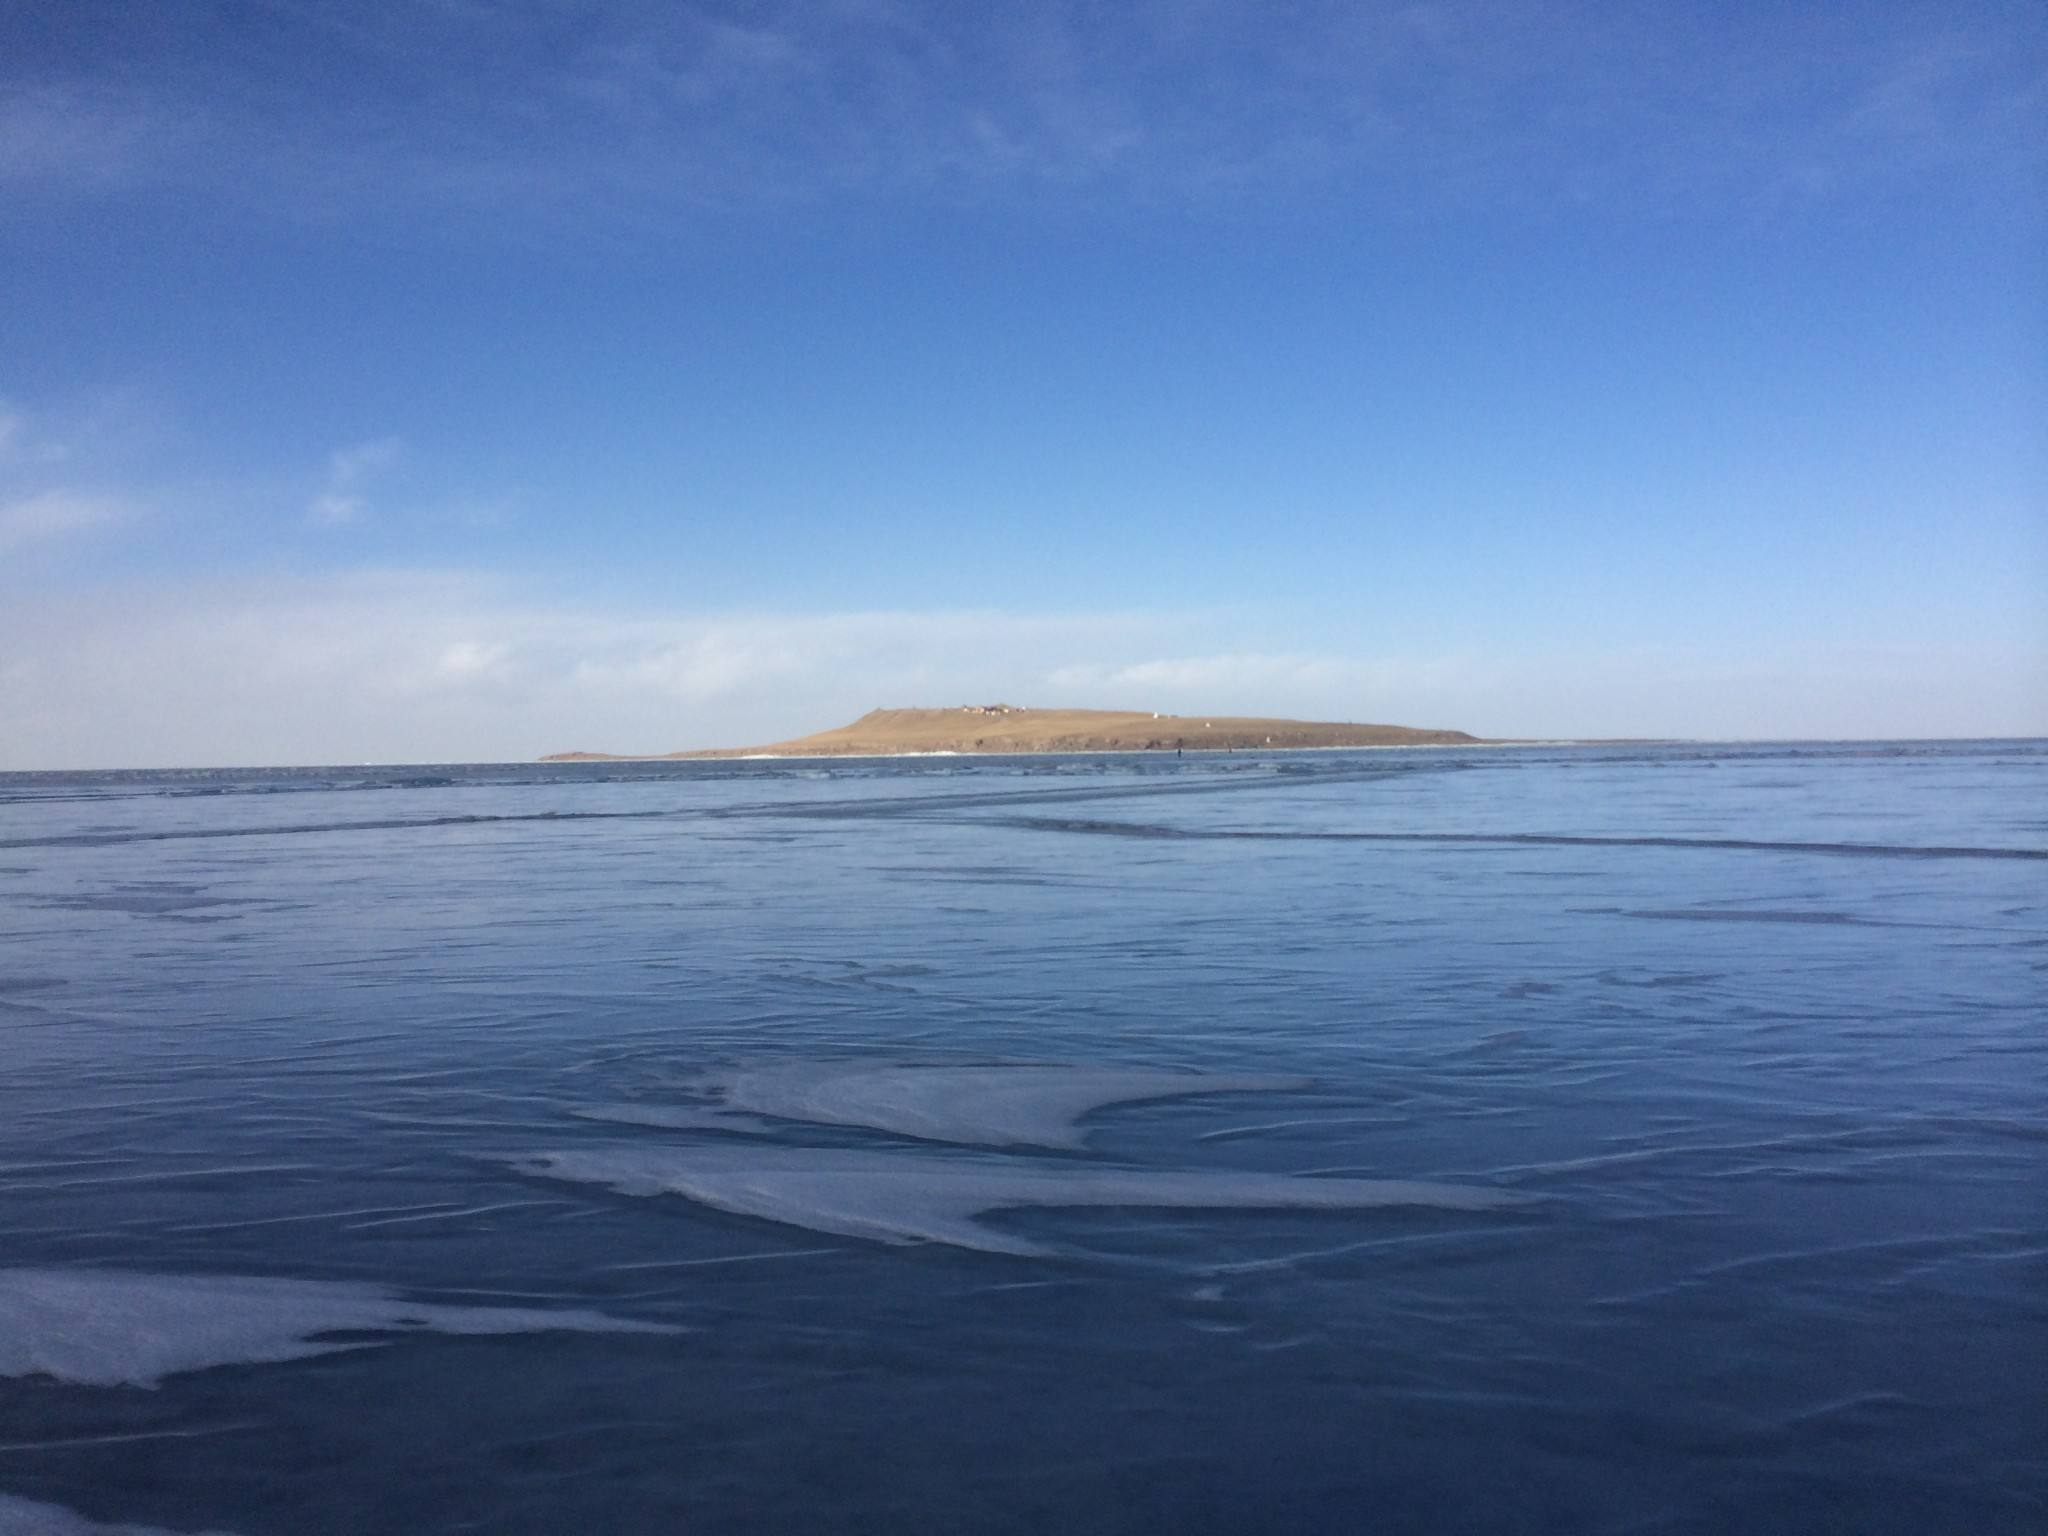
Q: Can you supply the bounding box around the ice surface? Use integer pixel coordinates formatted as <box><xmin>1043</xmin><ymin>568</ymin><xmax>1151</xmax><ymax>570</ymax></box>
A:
<box><xmin>0</xmin><ymin>1493</ymin><xmax>240</xmax><ymax>1536</ymax></box>
<box><xmin>573</xmin><ymin>1103</ymin><xmax>772</xmax><ymax>1135</ymax></box>
<box><xmin>690</xmin><ymin>1063</ymin><xmax>1314</xmax><ymax>1148</ymax></box>
<box><xmin>513</xmin><ymin>1146</ymin><xmax>1526</xmax><ymax>1255</ymax></box>
<box><xmin>0</xmin><ymin>1269</ymin><xmax>680</xmax><ymax>1388</ymax></box>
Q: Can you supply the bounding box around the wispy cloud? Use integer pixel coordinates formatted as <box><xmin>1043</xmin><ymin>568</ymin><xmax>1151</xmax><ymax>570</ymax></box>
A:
<box><xmin>1044</xmin><ymin>650</ymin><xmax>1503</xmax><ymax>732</ymax></box>
<box><xmin>308</xmin><ymin>436</ymin><xmax>402</xmax><ymax>526</ymax></box>
<box><xmin>0</xmin><ymin>396</ymin><xmax>140</xmax><ymax>555</ymax></box>
<box><xmin>0</xmin><ymin>489</ymin><xmax>127</xmax><ymax>554</ymax></box>
<box><xmin>4</xmin><ymin>3</ymin><xmax>2037</xmax><ymax>224</ymax></box>
<box><xmin>0</xmin><ymin>397</ymin><xmax>74</xmax><ymax>468</ymax></box>
<box><xmin>0</xmin><ymin>78</ymin><xmax>195</xmax><ymax>186</ymax></box>
<box><xmin>1048</xmin><ymin>642</ymin><xmax>2048</xmax><ymax>745</ymax></box>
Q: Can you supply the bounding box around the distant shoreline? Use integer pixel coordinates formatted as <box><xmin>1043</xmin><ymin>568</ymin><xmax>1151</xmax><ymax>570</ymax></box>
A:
<box><xmin>542</xmin><ymin>704</ymin><xmax>1495</xmax><ymax>762</ymax></box>
<box><xmin>542</xmin><ymin>739</ymin><xmax>1577</xmax><ymax>763</ymax></box>
<box><xmin>6</xmin><ymin>738</ymin><xmax>2041</xmax><ymax>775</ymax></box>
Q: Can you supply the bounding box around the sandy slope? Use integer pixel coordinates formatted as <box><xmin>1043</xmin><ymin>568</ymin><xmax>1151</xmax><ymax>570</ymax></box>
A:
<box><xmin>543</xmin><ymin>705</ymin><xmax>1479</xmax><ymax>760</ymax></box>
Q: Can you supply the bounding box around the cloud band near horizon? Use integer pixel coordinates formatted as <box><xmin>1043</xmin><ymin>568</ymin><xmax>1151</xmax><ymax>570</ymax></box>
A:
<box><xmin>2</xmin><ymin>573</ymin><xmax>2039</xmax><ymax>769</ymax></box>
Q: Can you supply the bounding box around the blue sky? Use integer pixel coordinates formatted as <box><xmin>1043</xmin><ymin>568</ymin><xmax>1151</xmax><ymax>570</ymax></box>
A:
<box><xmin>2</xmin><ymin>0</ymin><xmax>2042</xmax><ymax>766</ymax></box>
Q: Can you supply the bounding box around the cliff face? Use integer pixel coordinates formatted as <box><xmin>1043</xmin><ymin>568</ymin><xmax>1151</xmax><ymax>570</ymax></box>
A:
<box><xmin>543</xmin><ymin>707</ymin><xmax>1479</xmax><ymax>760</ymax></box>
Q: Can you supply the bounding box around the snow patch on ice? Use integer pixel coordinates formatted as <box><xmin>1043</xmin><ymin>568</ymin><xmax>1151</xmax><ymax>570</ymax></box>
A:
<box><xmin>0</xmin><ymin>1492</ymin><xmax>240</xmax><ymax>1535</ymax></box>
<box><xmin>512</xmin><ymin>1145</ymin><xmax>1527</xmax><ymax>1256</ymax></box>
<box><xmin>0</xmin><ymin>1268</ymin><xmax>680</xmax><ymax>1389</ymax></box>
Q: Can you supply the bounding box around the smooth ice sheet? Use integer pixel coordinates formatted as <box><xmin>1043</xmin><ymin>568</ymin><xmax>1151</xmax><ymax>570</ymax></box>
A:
<box><xmin>0</xmin><ymin>1268</ymin><xmax>679</xmax><ymax>1389</ymax></box>
<box><xmin>690</xmin><ymin>1063</ymin><xmax>1313</xmax><ymax>1148</ymax></box>
<box><xmin>513</xmin><ymin>1145</ymin><xmax>1526</xmax><ymax>1255</ymax></box>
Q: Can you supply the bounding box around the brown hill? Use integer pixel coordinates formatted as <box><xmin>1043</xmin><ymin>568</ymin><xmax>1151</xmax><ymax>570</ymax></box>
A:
<box><xmin>542</xmin><ymin>705</ymin><xmax>1479</xmax><ymax>760</ymax></box>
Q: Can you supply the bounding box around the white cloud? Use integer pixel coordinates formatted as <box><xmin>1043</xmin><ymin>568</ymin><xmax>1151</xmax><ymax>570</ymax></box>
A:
<box><xmin>1043</xmin><ymin>651</ymin><xmax>1494</xmax><ymax>727</ymax></box>
<box><xmin>434</xmin><ymin>639</ymin><xmax>511</xmax><ymax>682</ymax></box>
<box><xmin>329</xmin><ymin>436</ymin><xmax>402</xmax><ymax>482</ymax></box>
<box><xmin>1052</xmin><ymin>652</ymin><xmax>1371</xmax><ymax>698</ymax></box>
<box><xmin>0</xmin><ymin>489</ymin><xmax>125</xmax><ymax>553</ymax></box>
<box><xmin>571</xmin><ymin>630</ymin><xmax>810</xmax><ymax>704</ymax></box>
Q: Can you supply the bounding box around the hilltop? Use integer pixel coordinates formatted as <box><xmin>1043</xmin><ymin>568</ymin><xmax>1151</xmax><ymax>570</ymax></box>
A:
<box><xmin>542</xmin><ymin>705</ymin><xmax>1480</xmax><ymax>760</ymax></box>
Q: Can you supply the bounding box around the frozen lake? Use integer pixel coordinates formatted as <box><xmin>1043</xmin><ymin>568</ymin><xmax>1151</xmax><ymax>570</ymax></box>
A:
<box><xmin>1</xmin><ymin>742</ymin><xmax>2042</xmax><ymax>1533</ymax></box>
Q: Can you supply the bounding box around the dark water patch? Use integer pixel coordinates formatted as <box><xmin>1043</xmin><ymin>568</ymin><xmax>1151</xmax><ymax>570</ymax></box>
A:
<box><xmin>1596</xmin><ymin>970</ymin><xmax>1726</xmax><ymax>989</ymax></box>
<box><xmin>1624</xmin><ymin>909</ymin><xmax>1903</xmax><ymax>927</ymax></box>
<box><xmin>35</xmin><ymin>887</ymin><xmax>268</xmax><ymax>922</ymax></box>
<box><xmin>0</xmin><ymin>808</ymin><xmax>683</xmax><ymax>850</ymax></box>
<box><xmin>0</xmin><ymin>977</ymin><xmax>66</xmax><ymax>995</ymax></box>
<box><xmin>757</xmin><ymin>764</ymin><xmax>1439</xmax><ymax>823</ymax></box>
<box><xmin>0</xmin><ymin>763</ymin><xmax>1435</xmax><ymax>851</ymax></box>
<box><xmin>878</xmin><ymin>867</ymin><xmax>1108</xmax><ymax>889</ymax></box>
<box><xmin>997</xmin><ymin>815</ymin><xmax>2048</xmax><ymax>861</ymax></box>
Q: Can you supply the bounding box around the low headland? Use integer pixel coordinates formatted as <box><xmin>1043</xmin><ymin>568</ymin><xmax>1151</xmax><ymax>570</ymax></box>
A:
<box><xmin>543</xmin><ymin>705</ymin><xmax>1483</xmax><ymax>761</ymax></box>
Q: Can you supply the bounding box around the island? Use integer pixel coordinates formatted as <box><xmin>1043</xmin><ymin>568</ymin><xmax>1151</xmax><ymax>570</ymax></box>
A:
<box><xmin>542</xmin><ymin>705</ymin><xmax>1481</xmax><ymax>760</ymax></box>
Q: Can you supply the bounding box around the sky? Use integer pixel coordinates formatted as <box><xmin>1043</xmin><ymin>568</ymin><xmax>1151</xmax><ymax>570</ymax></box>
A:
<box><xmin>1</xmin><ymin>0</ymin><xmax>2043</xmax><ymax>767</ymax></box>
